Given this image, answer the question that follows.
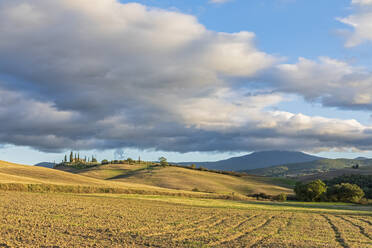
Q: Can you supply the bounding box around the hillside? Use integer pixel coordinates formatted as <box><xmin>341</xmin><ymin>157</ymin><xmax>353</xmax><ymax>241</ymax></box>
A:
<box><xmin>0</xmin><ymin>160</ymin><xmax>103</xmax><ymax>185</ymax></box>
<box><xmin>70</xmin><ymin>163</ymin><xmax>294</xmax><ymax>196</ymax></box>
<box><xmin>0</xmin><ymin>160</ymin><xmax>292</xmax><ymax>197</ymax></box>
<box><xmin>247</xmin><ymin>158</ymin><xmax>372</xmax><ymax>177</ymax></box>
<box><xmin>0</xmin><ymin>160</ymin><xmax>178</xmax><ymax>193</ymax></box>
<box><xmin>179</xmin><ymin>150</ymin><xmax>322</xmax><ymax>171</ymax></box>
<box><xmin>295</xmin><ymin>164</ymin><xmax>372</xmax><ymax>182</ymax></box>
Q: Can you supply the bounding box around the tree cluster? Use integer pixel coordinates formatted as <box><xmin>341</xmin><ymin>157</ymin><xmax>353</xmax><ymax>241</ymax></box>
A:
<box><xmin>295</xmin><ymin>179</ymin><xmax>365</xmax><ymax>203</ymax></box>
<box><xmin>62</xmin><ymin>151</ymin><xmax>97</xmax><ymax>164</ymax></box>
<box><xmin>325</xmin><ymin>174</ymin><xmax>372</xmax><ymax>199</ymax></box>
<box><xmin>101</xmin><ymin>158</ymin><xmax>139</xmax><ymax>165</ymax></box>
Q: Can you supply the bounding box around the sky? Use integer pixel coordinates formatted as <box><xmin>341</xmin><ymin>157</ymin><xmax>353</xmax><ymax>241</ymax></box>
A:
<box><xmin>1</xmin><ymin>0</ymin><xmax>372</xmax><ymax>164</ymax></box>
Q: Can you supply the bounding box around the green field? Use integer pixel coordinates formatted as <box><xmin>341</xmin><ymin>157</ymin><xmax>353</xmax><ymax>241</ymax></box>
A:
<box><xmin>0</xmin><ymin>160</ymin><xmax>371</xmax><ymax>247</ymax></box>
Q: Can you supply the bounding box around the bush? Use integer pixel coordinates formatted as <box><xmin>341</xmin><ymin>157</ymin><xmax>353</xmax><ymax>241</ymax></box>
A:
<box><xmin>158</xmin><ymin>157</ymin><xmax>168</xmax><ymax>166</ymax></box>
<box><xmin>249</xmin><ymin>193</ymin><xmax>272</xmax><ymax>200</ymax></box>
<box><xmin>294</xmin><ymin>179</ymin><xmax>327</xmax><ymax>202</ymax></box>
<box><xmin>326</xmin><ymin>183</ymin><xmax>365</xmax><ymax>203</ymax></box>
<box><xmin>274</xmin><ymin>193</ymin><xmax>287</xmax><ymax>202</ymax></box>
<box><xmin>101</xmin><ymin>159</ymin><xmax>109</xmax><ymax>165</ymax></box>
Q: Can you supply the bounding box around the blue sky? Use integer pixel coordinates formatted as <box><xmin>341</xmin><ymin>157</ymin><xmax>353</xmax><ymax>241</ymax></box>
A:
<box><xmin>1</xmin><ymin>0</ymin><xmax>372</xmax><ymax>164</ymax></box>
<box><xmin>120</xmin><ymin>0</ymin><xmax>351</xmax><ymax>61</ymax></box>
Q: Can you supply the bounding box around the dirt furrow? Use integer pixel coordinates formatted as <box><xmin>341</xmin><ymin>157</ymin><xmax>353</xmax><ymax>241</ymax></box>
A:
<box><xmin>146</xmin><ymin>214</ymin><xmax>223</xmax><ymax>237</ymax></box>
<box><xmin>322</xmin><ymin>215</ymin><xmax>349</xmax><ymax>248</ymax></box>
<box><xmin>208</xmin><ymin>215</ymin><xmax>275</xmax><ymax>247</ymax></box>
<box><xmin>337</xmin><ymin>215</ymin><xmax>372</xmax><ymax>240</ymax></box>
<box><xmin>171</xmin><ymin>216</ymin><xmax>232</xmax><ymax>242</ymax></box>
<box><xmin>356</xmin><ymin>217</ymin><xmax>372</xmax><ymax>226</ymax></box>
<box><xmin>250</xmin><ymin>213</ymin><xmax>295</xmax><ymax>248</ymax></box>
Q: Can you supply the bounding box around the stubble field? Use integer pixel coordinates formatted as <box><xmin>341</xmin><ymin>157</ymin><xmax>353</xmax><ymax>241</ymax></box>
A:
<box><xmin>0</xmin><ymin>191</ymin><xmax>371</xmax><ymax>248</ymax></box>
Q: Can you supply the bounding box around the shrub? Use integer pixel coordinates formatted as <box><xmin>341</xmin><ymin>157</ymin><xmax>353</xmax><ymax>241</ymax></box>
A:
<box><xmin>192</xmin><ymin>187</ymin><xmax>200</xmax><ymax>192</ymax></box>
<box><xmin>101</xmin><ymin>159</ymin><xmax>109</xmax><ymax>165</ymax></box>
<box><xmin>326</xmin><ymin>183</ymin><xmax>365</xmax><ymax>203</ymax></box>
<box><xmin>158</xmin><ymin>157</ymin><xmax>168</xmax><ymax>166</ymax></box>
<box><xmin>274</xmin><ymin>193</ymin><xmax>287</xmax><ymax>202</ymax></box>
<box><xmin>249</xmin><ymin>193</ymin><xmax>272</xmax><ymax>200</ymax></box>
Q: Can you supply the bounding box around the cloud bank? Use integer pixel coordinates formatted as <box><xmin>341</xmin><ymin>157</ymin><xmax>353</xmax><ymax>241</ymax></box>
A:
<box><xmin>0</xmin><ymin>0</ymin><xmax>372</xmax><ymax>153</ymax></box>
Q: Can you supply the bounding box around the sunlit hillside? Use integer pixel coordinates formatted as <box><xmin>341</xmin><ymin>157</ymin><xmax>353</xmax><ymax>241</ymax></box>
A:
<box><xmin>72</xmin><ymin>163</ymin><xmax>293</xmax><ymax>196</ymax></box>
<box><xmin>0</xmin><ymin>160</ymin><xmax>186</xmax><ymax>194</ymax></box>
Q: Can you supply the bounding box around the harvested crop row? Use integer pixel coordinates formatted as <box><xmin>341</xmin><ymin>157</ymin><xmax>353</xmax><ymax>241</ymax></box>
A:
<box><xmin>329</xmin><ymin>215</ymin><xmax>372</xmax><ymax>248</ymax></box>
<box><xmin>0</xmin><ymin>192</ymin><xmax>371</xmax><ymax>248</ymax></box>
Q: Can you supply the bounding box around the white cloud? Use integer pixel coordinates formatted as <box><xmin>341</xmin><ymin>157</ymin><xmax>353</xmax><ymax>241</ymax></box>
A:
<box><xmin>352</xmin><ymin>0</ymin><xmax>372</xmax><ymax>5</ymax></box>
<box><xmin>338</xmin><ymin>0</ymin><xmax>372</xmax><ymax>47</ymax></box>
<box><xmin>268</xmin><ymin>57</ymin><xmax>372</xmax><ymax>109</ymax></box>
<box><xmin>339</xmin><ymin>13</ymin><xmax>372</xmax><ymax>47</ymax></box>
<box><xmin>209</xmin><ymin>0</ymin><xmax>232</xmax><ymax>4</ymax></box>
<box><xmin>0</xmin><ymin>0</ymin><xmax>372</xmax><ymax>153</ymax></box>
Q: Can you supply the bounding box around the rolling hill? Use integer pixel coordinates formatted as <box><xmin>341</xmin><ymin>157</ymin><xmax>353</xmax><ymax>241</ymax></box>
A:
<box><xmin>72</xmin><ymin>163</ymin><xmax>293</xmax><ymax>196</ymax></box>
<box><xmin>0</xmin><ymin>160</ymin><xmax>293</xmax><ymax>197</ymax></box>
<box><xmin>246</xmin><ymin>158</ymin><xmax>372</xmax><ymax>178</ymax></box>
<box><xmin>294</xmin><ymin>164</ymin><xmax>372</xmax><ymax>182</ymax></box>
<box><xmin>178</xmin><ymin>150</ymin><xmax>322</xmax><ymax>171</ymax></box>
<box><xmin>0</xmin><ymin>160</ymin><xmax>182</xmax><ymax>194</ymax></box>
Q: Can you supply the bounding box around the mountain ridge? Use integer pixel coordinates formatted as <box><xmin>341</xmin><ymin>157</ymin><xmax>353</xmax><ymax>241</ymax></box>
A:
<box><xmin>178</xmin><ymin>150</ymin><xmax>323</xmax><ymax>171</ymax></box>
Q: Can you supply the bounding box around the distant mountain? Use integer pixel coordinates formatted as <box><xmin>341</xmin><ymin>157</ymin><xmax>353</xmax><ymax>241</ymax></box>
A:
<box><xmin>355</xmin><ymin>157</ymin><xmax>369</xmax><ymax>160</ymax></box>
<box><xmin>35</xmin><ymin>162</ymin><xmax>56</xmax><ymax>168</ymax></box>
<box><xmin>247</xmin><ymin>158</ymin><xmax>372</xmax><ymax>178</ymax></box>
<box><xmin>178</xmin><ymin>150</ymin><xmax>323</xmax><ymax>171</ymax></box>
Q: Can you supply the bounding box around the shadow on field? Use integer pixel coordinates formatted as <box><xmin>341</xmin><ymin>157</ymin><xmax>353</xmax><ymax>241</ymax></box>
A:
<box><xmin>106</xmin><ymin>165</ymin><xmax>158</xmax><ymax>180</ymax></box>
